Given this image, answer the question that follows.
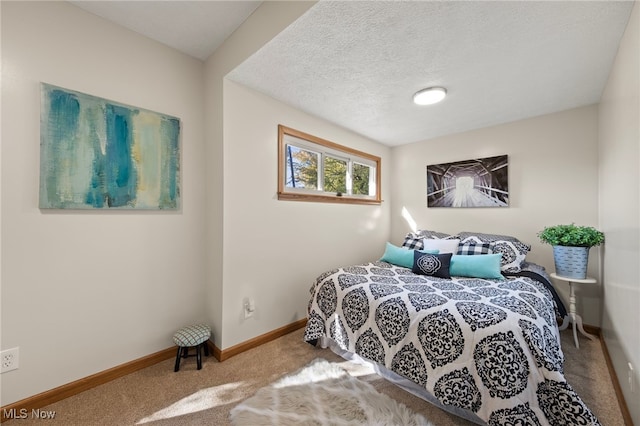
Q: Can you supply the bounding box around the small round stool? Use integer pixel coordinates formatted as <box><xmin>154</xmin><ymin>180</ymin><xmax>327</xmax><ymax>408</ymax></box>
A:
<box><xmin>173</xmin><ymin>324</ymin><xmax>211</xmax><ymax>372</ymax></box>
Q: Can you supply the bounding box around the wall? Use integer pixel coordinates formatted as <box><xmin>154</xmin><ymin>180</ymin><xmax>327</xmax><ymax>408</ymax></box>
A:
<box><xmin>203</xmin><ymin>0</ymin><xmax>316</xmax><ymax>350</ymax></box>
<box><xmin>1</xmin><ymin>1</ymin><xmax>206</xmax><ymax>405</ymax></box>
<box><xmin>598</xmin><ymin>1</ymin><xmax>640</xmax><ymax>423</ymax></box>
<box><xmin>221</xmin><ymin>80</ymin><xmax>390</xmax><ymax>348</ymax></box>
<box><xmin>390</xmin><ymin>105</ymin><xmax>601</xmax><ymax>326</ymax></box>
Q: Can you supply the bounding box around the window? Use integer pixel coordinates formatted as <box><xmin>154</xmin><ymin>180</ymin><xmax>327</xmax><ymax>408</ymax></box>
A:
<box><xmin>278</xmin><ymin>125</ymin><xmax>381</xmax><ymax>205</ymax></box>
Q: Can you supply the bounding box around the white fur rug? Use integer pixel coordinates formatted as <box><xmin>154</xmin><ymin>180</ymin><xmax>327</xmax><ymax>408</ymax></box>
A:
<box><xmin>229</xmin><ymin>358</ymin><xmax>433</xmax><ymax>425</ymax></box>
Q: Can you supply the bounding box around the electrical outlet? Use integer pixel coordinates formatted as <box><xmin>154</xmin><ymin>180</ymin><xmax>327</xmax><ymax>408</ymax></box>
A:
<box><xmin>1</xmin><ymin>347</ymin><xmax>19</xmax><ymax>373</ymax></box>
<box><xmin>243</xmin><ymin>297</ymin><xmax>255</xmax><ymax>319</ymax></box>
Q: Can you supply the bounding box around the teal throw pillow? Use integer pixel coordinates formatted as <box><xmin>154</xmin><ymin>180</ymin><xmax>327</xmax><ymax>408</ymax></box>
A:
<box><xmin>380</xmin><ymin>242</ymin><xmax>438</xmax><ymax>268</ymax></box>
<box><xmin>450</xmin><ymin>253</ymin><xmax>504</xmax><ymax>279</ymax></box>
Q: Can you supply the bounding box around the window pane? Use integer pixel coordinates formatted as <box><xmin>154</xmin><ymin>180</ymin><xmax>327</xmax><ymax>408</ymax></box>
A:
<box><xmin>285</xmin><ymin>145</ymin><xmax>319</xmax><ymax>189</ymax></box>
<box><xmin>324</xmin><ymin>156</ymin><xmax>347</xmax><ymax>194</ymax></box>
<box><xmin>352</xmin><ymin>163</ymin><xmax>371</xmax><ymax>195</ymax></box>
<box><xmin>278</xmin><ymin>125</ymin><xmax>381</xmax><ymax>205</ymax></box>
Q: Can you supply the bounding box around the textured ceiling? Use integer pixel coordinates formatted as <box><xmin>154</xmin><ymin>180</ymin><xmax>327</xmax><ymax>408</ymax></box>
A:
<box><xmin>68</xmin><ymin>1</ymin><xmax>634</xmax><ymax>147</ymax></box>
<box><xmin>228</xmin><ymin>1</ymin><xmax>634</xmax><ymax>146</ymax></box>
<box><xmin>70</xmin><ymin>1</ymin><xmax>262</xmax><ymax>60</ymax></box>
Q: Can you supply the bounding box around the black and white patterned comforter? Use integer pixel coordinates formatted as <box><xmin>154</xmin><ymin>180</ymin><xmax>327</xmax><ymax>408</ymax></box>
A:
<box><xmin>303</xmin><ymin>261</ymin><xmax>600</xmax><ymax>426</ymax></box>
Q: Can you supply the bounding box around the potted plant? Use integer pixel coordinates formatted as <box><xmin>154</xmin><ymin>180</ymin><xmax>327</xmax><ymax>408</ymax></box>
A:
<box><xmin>538</xmin><ymin>224</ymin><xmax>604</xmax><ymax>279</ymax></box>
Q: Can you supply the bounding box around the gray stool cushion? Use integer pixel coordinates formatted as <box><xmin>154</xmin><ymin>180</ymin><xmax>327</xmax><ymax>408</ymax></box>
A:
<box><xmin>173</xmin><ymin>324</ymin><xmax>211</xmax><ymax>347</ymax></box>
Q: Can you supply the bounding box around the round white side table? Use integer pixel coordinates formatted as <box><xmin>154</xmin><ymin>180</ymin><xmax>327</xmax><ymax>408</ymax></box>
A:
<box><xmin>550</xmin><ymin>272</ymin><xmax>596</xmax><ymax>349</ymax></box>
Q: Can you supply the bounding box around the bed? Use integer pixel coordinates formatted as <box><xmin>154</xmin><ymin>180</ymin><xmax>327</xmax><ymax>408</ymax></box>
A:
<box><xmin>303</xmin><ymin>230</ymin><xmax>600</xmax><ymax>426</ymax></box>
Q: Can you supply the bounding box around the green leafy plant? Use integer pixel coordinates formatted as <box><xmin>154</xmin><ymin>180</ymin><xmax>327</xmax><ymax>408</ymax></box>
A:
<box><xmin>538</xmin><ymin>223</ymin><xmax>604</xmax><ymax>247</ymax></box>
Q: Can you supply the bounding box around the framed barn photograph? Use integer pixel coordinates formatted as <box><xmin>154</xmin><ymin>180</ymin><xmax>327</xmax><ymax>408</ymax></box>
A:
<box><xmin>426</xmin><ymin>155</ymin><xmax>508</xmax><ymax>208</ymax></box>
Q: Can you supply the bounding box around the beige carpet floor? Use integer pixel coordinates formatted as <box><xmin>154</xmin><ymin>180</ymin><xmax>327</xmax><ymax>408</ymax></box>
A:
<box><xmin>4</xmin><ymin>327</ymin><xmax>626</xmax><ymax>425</ymax></box>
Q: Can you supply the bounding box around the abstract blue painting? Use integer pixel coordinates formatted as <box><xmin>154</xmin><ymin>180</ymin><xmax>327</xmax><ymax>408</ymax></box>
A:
<box><xmin>40</xmin><ymin>83</ymin><xmax>180</xmax><ymax>209</ymax></box>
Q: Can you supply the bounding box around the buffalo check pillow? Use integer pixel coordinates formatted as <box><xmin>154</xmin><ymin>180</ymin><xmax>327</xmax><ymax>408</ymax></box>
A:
<box><xmin>457</xmin><ymin>242</ymin><xmax>493</xmax><ymax>255</ymax></box>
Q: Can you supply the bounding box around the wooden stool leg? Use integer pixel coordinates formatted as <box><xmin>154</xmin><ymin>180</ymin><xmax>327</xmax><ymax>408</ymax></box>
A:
<box><xmin>203</xmin><ymin>341</ymin><xmax>210</xmax><ymax>357</ymax></box>
<box><xmin>174</xmin><ymin>347</ymin><xmax>182</xmax><ymax>372</ymax></box>
<box><xmin>196</xmin><ymin>344</ymin><xmax>202</xmax><ymax>370</ymax></box>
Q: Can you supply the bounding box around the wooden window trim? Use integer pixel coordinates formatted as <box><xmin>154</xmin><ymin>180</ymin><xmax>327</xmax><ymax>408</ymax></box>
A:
<box><xmin>277</xmin><ymin>125</ymin><xmax>382</xmax><ymax>205</ymax></box>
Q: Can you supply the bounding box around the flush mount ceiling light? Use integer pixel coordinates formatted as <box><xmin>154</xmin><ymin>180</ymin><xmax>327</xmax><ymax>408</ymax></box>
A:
<box><xmin>413</xmin><ymin>87</ymin><xmax>447</xmax><ymax>106</ymax></box>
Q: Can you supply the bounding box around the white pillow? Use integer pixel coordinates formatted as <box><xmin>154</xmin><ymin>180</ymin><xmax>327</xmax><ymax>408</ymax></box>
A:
<box><xmin>423</xmin><ymin>238</ymin><xmax>460</xmax><ymax>254</ymax></box>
